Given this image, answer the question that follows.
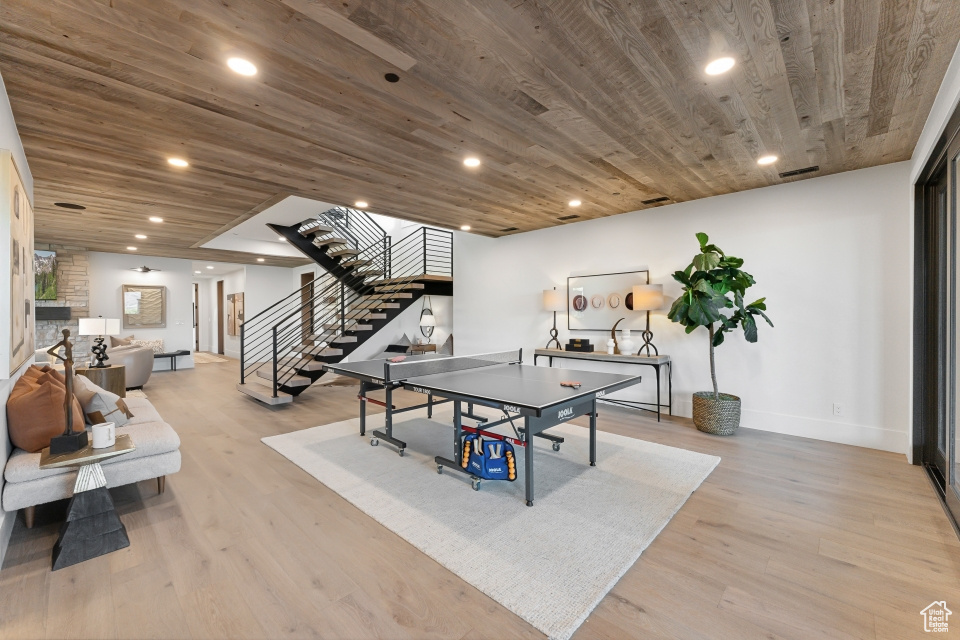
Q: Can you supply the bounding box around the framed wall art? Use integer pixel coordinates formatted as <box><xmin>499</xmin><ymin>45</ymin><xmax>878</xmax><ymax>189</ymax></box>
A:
<box><xmin>2</xmin><ymin>151</ymin><xmax>34</xmax><ymax>377</ymax></box>
<box><xmin>227</xmin><ymin>292</ymin><xmax>244</xmax><ymax>336</ymax></box>
<box><xmin>122</xmin><ymin>284</ymin><xmax>166</xmax><ymax>329</ymax></box>
<box><xmin>567</xmin><ymin>269</ymin><xmax>650</xmax><ymax>331</ymax></box>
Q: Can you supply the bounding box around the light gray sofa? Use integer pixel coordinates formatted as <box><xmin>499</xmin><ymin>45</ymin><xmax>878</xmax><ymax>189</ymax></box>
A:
<box><xmin>2</xmin><ymin>395</ymin><xmax>181</xmax><ymax>528</ymax></box>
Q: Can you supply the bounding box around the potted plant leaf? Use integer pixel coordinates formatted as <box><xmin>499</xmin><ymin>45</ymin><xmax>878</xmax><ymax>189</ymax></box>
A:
<box><xmin>667</xmin><ymin>233</ymin><xmax>773</xmax><ymax>435</ymax></box>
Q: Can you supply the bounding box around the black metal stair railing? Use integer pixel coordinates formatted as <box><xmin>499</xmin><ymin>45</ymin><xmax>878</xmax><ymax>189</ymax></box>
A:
<box><xmin>239</xmin><ymin>219</ymin><xmax>454</xmax><ymax>399</ymax></box>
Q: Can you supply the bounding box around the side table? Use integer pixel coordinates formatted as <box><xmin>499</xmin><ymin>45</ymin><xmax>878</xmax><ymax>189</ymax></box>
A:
<box><xmin>154</xmin><ymin>350</ymin><xmax>190</xmax><ymax>371</ymax></box>
<box><xmin>39</xmin><ymin>434</ymin><xmax>136</xmax><ymax>570</ymax></box>
<box><xmin>76</xmin><ymin>365</ymin><xmax>126</xmax><ymax>397</ymax></box>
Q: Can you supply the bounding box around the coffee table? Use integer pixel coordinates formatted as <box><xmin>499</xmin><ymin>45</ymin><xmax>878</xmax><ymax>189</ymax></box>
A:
<box><xmin>154</xmin><ymin>349</ymin><xmax>190</xmax><ymax>371</ymax></box>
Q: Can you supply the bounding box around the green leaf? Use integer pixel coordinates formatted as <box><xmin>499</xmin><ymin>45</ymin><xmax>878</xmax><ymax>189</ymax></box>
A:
<box><xmin>696</xmin><ymin>232</ymin><xmax>709</xmax><ymax>248</ymax></box>
<box><xmin>693</xmin><ymin>251</ymin><xmax>721</xmax><ymax>271</ymax></box>
<box><xmin>747</xmin><ymin>297</ymin><xmax>766</xmax><ymax>310</ymax></box>
<box><xmin>672</xmin><ymin>270</ymin><xmax>690</xmax><ymax>286</ymax></box>
<box><xmin>741</xmin><ymin>314</ymin><xmax>758</xmax><ymax>343</ymax></box>
<box><xmin>685</xmin><ymin>324</ymin><xmax>698</xmax><ymax>334</ymax></box>
<box><xmin>667</xmin><ymin>297</ymin><xmax>689</xmax><ymax>324</ymax></box>
<box><xmin>756</xmin><ymin>309</ymin><xmax>774</xmax><ymax>327</ymax></box>
<box><xmin>712</xmin><ymin>330</ymin><xmax>725</xmax><ymax>347</ymax></box>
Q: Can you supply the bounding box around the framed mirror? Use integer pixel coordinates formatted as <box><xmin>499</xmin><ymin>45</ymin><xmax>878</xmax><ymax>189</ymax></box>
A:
<box><xmin>122</xmin><ymin>284</ymin><xmax>166</xmax><ymax>329</ymax></box>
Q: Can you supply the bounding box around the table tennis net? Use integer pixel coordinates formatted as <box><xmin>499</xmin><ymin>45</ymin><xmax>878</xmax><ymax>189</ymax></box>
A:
<box><xmin>383</xmin><ymin>349</ymin><xmax>521</xmax><ymax>382</ymax></box>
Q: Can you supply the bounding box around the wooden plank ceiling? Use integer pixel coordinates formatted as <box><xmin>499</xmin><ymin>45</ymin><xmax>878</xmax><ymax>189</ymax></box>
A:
<box><xmin>1</xmin><ymin>0</ymin><xmax>959</xmax><ymax>264</ymax></box>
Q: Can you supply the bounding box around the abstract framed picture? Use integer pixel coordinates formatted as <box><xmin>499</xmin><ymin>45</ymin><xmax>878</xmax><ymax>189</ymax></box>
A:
<box><xmin>567</xmin><ymin>269</ymin><xmax>650</xmax><ymax>331</ymax></box>
<box><xmin>4</xmin><ymin>151</ymin><xmax>34</xmax><ymax>377</ymax></box>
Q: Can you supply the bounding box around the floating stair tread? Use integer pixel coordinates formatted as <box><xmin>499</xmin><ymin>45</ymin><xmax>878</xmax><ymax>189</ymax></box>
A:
<box><xmin>331</xmin><ymin>336</ymin><xmax>358</xmax><ymax>343</ymax></box>
<box><xmin>313</xmin><ymin>236</ymin><xmax>351</xmax><ymax>247</ymax></box>
<box><xmin>321</xmin><ymin>323</ymin><xmax>373</xmax><ymax>331</ymax></box>
<box><xmin>376</xmin><ymin>274</ymin><xmax>453</xmax><ymax>284</ymax></box>
<box><xmin>345</xmin><ymin>311</ymin><xmax>387</xmax><ymax>320</ymax></box>
<box><xmin>298</xmin><ymin>224</ymin><xmax>334</xmax><ymax>237</ymax></box>
<box><xmin>257</xmin><ymin>369</ymin><xmax>311</xmax><ymax>387</ymax></box>
<box><xmin>341</xmin><ymin>259</ymin><xmax>371</xmax><ymax>267</ymax></box>
<box><xmin>350</xmin><ymin>301</ymin><xmax>400</xmax><ymax>310</ymax></box>
<box><xmin>237</xmin><ymin>383</ymin><xmax>293</xmax><ymax>405</ymax></box>
<box><xmin>375</xmin><ymin>283</ymin><xmax>424</xmax><ymax>291</ymax></box>
<box><xmin>329</xmin><ymin>248</ymin><xmax>360</xmax><ymax>257</ymax></box>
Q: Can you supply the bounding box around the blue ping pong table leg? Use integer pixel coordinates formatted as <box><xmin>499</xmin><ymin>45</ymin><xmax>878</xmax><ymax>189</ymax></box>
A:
<box><xmin>524</xmin><ymin>416</ymin><xmax>534</xmax><ymax>507</ymax></box>
<box><xmin>590</xmin><ymin>400</ymin><xmax>597</xmax><ymax>466</ymax></box>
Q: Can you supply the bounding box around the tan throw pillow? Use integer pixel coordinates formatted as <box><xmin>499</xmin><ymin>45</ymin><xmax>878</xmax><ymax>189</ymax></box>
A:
<box><xmin>6</xmin><ymin>375</ymin><xmax>86</xmax><ymax>453</ymax></box>
<box><xmin>130</xmin><ymin>338</ymin><xmax>164</xmax><ymax>354</ymax></box>
<box><xmin>73</xmin><ymin>374</ymin><xmax>133</xmax><ymax>426</ymax></box>
<box><xmin>110</xmin><ymin>335</ymin><xmax>134</xmax><ymax>348</ymax></box>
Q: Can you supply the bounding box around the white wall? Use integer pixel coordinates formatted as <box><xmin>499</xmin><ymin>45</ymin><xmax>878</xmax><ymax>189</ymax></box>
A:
<box><xmin>455</xmin><ymin>162</ymin><xmax>913</xmax><ymax>455</ymax></box>
<box><xmin>0</xmin><ymin>69</ymin><xmax>32</xmax><ymax>567</ymax></box>
<box><xmin>87</xmin><ymin>253</ymin><xmax>195</xmax><ymax>370</ymax></box>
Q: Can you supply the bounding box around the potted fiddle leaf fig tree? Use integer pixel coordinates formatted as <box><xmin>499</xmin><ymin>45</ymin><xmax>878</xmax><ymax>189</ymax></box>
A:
<box><xmin>668</xmin><ymin>233</ymin><xmax>773</xmax><ymax>435</ymax></box>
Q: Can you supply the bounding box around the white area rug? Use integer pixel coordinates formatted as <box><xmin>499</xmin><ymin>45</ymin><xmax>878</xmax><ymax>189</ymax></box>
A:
<box><xmin>262</xmin><ymin>407</ymin><xmax>719</xmax><ymax>640</ymax></box>
<box><xmin>192</xmin><ymin>351</ymin><xmax>228</xmax><ymax>364</ymax></box>
<box><xmin>126</xmin><ymin>389</ymin><xmax>147</xmax><ymax>399</ymax></box>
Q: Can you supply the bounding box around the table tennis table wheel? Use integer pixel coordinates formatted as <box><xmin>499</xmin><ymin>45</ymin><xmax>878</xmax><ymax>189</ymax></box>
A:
<box><xmin>437</xmin><ymin>464</ymin><xmax>443</xmax><ymax>474</ymax></box>
<box><xmin>370</xmin><ymin>437</ymin><xmax>379</xmax><ymax>446</ymax></box>
<box><xmin>552</xmin><ymin>442</ymin><xmax>561</xmax><ymax>452</ymax></box>
<box><xmin>398</xmin><ymin>448</ymin><xmax>405</xmax><ymax>457</ymax></box>
<box><xmin>471</xmin><ymin>477</ymin><xmax>481</xmax><ymax>491</ymax></box>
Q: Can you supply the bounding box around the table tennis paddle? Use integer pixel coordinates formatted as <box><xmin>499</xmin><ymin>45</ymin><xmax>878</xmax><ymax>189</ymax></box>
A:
<box><xmin>389</xmin><ymin>356</ymin><xmax>407</xmax><ymax>363</ymax></box>
<box><xmin>560</xmin><ymin>381</ymin><xmax>582</xmax><ymax>389</ymax></box>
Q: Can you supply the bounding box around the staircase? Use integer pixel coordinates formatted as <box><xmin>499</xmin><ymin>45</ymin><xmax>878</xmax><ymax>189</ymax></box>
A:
<box><xmin>236</xmin><ymin>207</ymin><xmax>453</xmax><ymax>405</ymax></box>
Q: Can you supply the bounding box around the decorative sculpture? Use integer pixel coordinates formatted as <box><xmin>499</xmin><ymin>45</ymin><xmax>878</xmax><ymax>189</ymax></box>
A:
<box><xmin>46</xmin><ymin>329</ymin><xmax>88</xmax><ymax>454</ymax></box>
<box><xmin>610</xmin><ymin>318</ymin><xmax>625</xmax><ymax>355</ymax></box>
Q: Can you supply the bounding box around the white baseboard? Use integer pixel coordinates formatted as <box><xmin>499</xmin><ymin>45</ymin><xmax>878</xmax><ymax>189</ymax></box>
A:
<box><xmin>672</xmin><ymin>399</ymin><xmax>909</xmax><ymax>457</ymax></box>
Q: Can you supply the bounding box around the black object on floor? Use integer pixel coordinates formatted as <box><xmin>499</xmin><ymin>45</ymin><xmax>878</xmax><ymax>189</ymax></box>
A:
<box><xmin>52</xmin><ymin>485</ymin><xmax>130</xmax><ymax>570</ymax></box>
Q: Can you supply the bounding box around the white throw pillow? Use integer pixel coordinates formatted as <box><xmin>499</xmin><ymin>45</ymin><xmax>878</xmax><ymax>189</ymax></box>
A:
<box><xmin>130</xmin><ymin>338</ymin><xmax>165</xmax><ymax>354</ymax></box>
<box><xmin>73</xmin><ymin>374</ymin><xmax>134</xmax><ymax>427</ymax></box>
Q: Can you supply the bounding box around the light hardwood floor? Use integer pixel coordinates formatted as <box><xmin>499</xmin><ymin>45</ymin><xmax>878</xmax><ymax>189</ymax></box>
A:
<box><xmin>2</xmin><ymin>358</ymin><xmax>959</xmax><ymax>639</ymax></box>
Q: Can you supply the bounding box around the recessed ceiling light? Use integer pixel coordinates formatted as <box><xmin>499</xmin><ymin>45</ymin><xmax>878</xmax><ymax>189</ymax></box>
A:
<box><xmin>135</xmin><ymin>234</ymin><xmax>147</xmax><ymax>239</ymax></box>
<box><xmin>227</xmin><ymin>57</ymin><xmax>257</xmax><ymax>76</ymax></box>
<box><xmin>355</xmin><ymin>201</ymin><xmax>368</xmax><ymax>208</ymax></box>
<box><xmin>127</xmin><ymin>246</ymin><xmax>137</xmax><ymax>251</ymax></box>
<box><xmin>206</xmin><ymin>265</ymin><xmax>214</xmax><ymax>270</ymax></box>
<box><xmin>194</xmin><ymin>270</ymin><xmax>201</xmax><ymax>274</ymax></box>
<box><xmin>757</xmin><ymin>155</ymin><xmax>779</xmax><ymax>166</ymax></box>
<box><xmin>568</xmin><ymin>199</ymin><xmax>582</xmax><ymax>207</ymax></box>
<box><xmin>705</xmin><ymin>57</ymin><xmax>735</xmax><ymax>75</ymax></box>
<box><xmin>463</xmin><ymin>157</ymin><xmax>481</xmax><ymax>168</ymax></box>
<box><xmin>384</xmin><ymin>73</ymin><xmax>400</xmax><ymax>83</ymax></box>
<box><xmin>257</xmin><ymin>258</ymin><xmax>265</xmax><ymax>262</ymax></box>
<box><xmin>167</xmin><ymin>157</ymin><xmax>189</xmax><ymax>168</ymax></box>
<box><xmin>54</xmin><ymin>202</ymin><xmax>86</xmax><ymax>210</ymax></box>
<box><xmin>460</xmin><ymin>225</ymin><xmax>471</xmax><ymax>231</ymax></box>
<box><xmin>149</xmin><ymin>216</ymin><xmax>163</xmax><ymax>223</ymax></box>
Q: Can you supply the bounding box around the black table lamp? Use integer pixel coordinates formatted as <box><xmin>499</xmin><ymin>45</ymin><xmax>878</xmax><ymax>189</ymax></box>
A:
<box><xmin>543</xmin><ymin>287</ymin><xmax>565</xmax><ymax>349</ymax></box>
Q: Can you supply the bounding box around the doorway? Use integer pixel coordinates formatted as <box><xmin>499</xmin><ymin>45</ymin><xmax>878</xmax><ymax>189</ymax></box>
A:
<box><xmin>914</xmin><ymin>103</ymin><xmax>960</xmax><ymax>532</ymax></box>
<box><xmin>217</xmin><ymin>280</ymin><xmax>225</xmax><ymax>355</ymax></box>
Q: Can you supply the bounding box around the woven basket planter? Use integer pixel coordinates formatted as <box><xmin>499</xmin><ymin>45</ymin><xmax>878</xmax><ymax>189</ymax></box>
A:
<box><xmin>692</xmin><ymin>392</ymin><xmax>741</xmax><ymax>435</ymax></box>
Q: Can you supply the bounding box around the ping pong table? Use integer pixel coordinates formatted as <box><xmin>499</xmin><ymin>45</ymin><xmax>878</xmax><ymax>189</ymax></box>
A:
<box><xmin>324</xmin><ymin>349</ymin><xmax>642</xmax><ymax>506</ymax></box>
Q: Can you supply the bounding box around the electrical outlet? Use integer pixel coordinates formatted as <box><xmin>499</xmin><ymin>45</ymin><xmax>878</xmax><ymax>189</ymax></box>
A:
<box><xmin>833</xmin><ymin>403</ymin><xmax>842</xmax><ymax>417</ymax></box>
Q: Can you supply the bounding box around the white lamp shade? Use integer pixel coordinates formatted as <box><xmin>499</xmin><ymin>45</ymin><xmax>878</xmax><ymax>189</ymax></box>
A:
<box><xmin>631</xmin><ymin>284</ymin><xmax>664</xmax><ymax>311</ymax></box>
<box><xmin>420</xmin><ymin>313</ymin><xmax>436</xmax><ymax>327</ymax></box>
<box><xmin>78</xmin><ymin>317</ymin><xmax>121</xmax><ymax>336</ymax></box>
<box><xmin>543</xmin><ymin>288</ymin><xmax>565</xmax><ymax>312</ymax></box>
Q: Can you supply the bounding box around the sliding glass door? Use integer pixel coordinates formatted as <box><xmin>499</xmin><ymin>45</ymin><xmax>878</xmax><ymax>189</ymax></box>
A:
<box><xmin>949</xmin><ymin>144</ymin><xmax>960</xmax><ymax>524</ymax></box>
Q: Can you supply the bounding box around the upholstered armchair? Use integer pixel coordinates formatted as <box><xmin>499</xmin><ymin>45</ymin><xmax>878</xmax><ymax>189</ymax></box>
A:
<box><xmin>105</xmin><ymin>345</ymin><xmax>154</xmax><ymax>389</ymax></box>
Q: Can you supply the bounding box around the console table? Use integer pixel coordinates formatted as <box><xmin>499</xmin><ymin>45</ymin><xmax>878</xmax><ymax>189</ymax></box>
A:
<box><xmin>533</xmin><ymin>348</ymin><xmax>672</xmax><ymax>421</ymax></box>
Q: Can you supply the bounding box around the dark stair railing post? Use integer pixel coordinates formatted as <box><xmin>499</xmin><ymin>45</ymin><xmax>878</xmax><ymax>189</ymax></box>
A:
<box><xmin>272</xmin><ymin>326</ymin><xmax>279</xmax><ymax>398</ymax></box>
<box><xmin>340</xmin><ymin>282</ymin><xmax>346</xmax><ymax>333</ymax></box>
<box><xmin>422</xmin><ymin>228</ymin><xmax>427</xmax><ymax>275</ymax></box>
<box><xmin>240</xmin><ymin>323</ymin><xmax>245</xmax><ymax>384</ymax></box>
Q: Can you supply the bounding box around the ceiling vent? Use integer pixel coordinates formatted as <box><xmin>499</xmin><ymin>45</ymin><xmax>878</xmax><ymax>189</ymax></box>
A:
<box><xmin>557</xmin><ymin>214</ymin><xmax>580</xmax><ymax>221</ymax></box>
<box><xmin>500</xmin><ymin>227</ymin><xmax>519</xmax><ymax>233</ymax></box>
<box><xmin>641</xmin><ymin>196</ymin><xmax>670</xmax><ymax>205</ymax></box>
<box><xmin>779</xmin><ymin>165</ymin><xmax>819</xmax><ymax>178</ymax></box>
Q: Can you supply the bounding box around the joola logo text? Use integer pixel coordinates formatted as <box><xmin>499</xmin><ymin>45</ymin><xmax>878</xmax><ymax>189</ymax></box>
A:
<box><xmin>595</xmin><ymin>390</ymin><xmax>605</xmax><ymax>398</ymax></box>
<box><xmin>503</xmin><ymin>404</ymin><xmax>521</xmax><ymax>413</ymax></box>
<box><xmin>410</xmin><ymin>386</ymin><xmax>428</xmax><ymax>394</ymax></box>
<box><xmin>558</xmin><ymin>407</ymin><xmax>574</xmax><ymax>419</ymax></box>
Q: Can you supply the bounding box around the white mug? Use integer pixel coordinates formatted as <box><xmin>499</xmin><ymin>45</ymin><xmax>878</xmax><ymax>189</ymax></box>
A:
<box><xmin>91</xmin><ymin>422</ymin><xmax>116</xmax><ymax>449</ymax></box>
